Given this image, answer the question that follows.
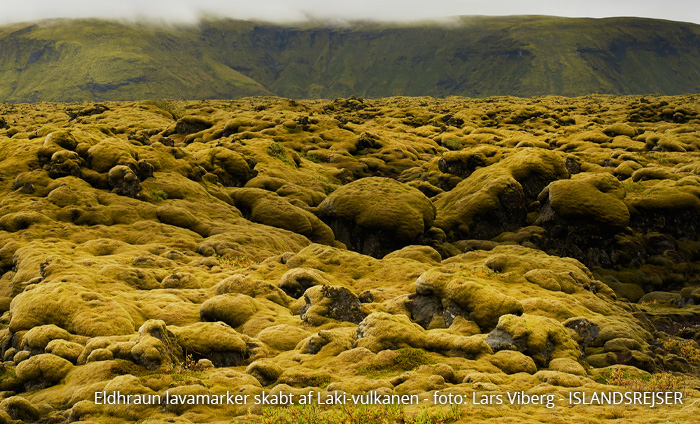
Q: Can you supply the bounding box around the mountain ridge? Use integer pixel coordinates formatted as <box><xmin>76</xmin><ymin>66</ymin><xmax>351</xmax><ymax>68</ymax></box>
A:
<box><xmin>1</xmin><ymin>15</ymin><xmax>700</xmax><ymax>102</ymax></box>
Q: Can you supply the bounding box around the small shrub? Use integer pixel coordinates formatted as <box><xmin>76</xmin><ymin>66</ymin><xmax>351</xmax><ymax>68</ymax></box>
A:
<box><xmin>300</xmin><ymin>151</ymin><xmax>321</xmax><ymax>163</ymax></box>
<box><xmin>171</xmin><ymin>352</ymin><xmax>203</xmax><ymax>382</ymax></box>
<box><xmin>0</xmin><ymin>364</ymin><xmax>16</xmax><ymax>380</ymax></box>
<box><xmin>622</xmin><ymin>180</ymin><xmax>645</xmax><ymax>193</ymax></box>
<box><xmin>598</xmin><ymin>368</ymin><xmax>686</xmax><ymax>393</ymax></box>
<box><xmin>149</xmin><ymin>188</ymin><xmax>168</xmax><ymax>202</ymax></box>
<box><xmin>267</xmin><ymin>142</ymin><xmax>291</xmax><ymax>164</ymax></box>
<box><xmin>180</xmin><ymin>352</ymin><xmax>197</xmax><ymax>371</ymax></box>
<box><xmin>664</xmin><ymin>339</ymin><xmax>700</xmax><ymax>364</ymax></box>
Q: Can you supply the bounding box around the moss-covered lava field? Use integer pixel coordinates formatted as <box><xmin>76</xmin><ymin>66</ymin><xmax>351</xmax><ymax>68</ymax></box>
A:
<box><xmin>0</xmin><ymin>95</ymin><xmax>700</xmax><ymax>423</ymax></box>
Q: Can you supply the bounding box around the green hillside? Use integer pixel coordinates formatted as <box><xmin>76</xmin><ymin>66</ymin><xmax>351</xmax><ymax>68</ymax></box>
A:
<box><xmin>1</xmin><ymin>16</ymin><xmax>700</xmax><ymax>102</ymax></box>
<box><xmin>0</xmin><ymin>20</ymin><xmax>271</xmax><ymax>102</ymax></box>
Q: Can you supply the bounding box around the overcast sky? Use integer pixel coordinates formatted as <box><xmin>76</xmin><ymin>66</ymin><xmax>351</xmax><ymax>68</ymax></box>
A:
<box><xmin>0</xmin><ymin>0</ymin><xmax>697</xmax><ymax>26</ymax></box>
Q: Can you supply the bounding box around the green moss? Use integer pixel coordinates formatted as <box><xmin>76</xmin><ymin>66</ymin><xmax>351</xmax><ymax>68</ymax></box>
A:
<box><xmin>278</xmin><ymin>372</ymin><xmax>332</xmax><ymax>388</ymax></box>
<box><xmin>542</xmin><ymin>172</ymin><xmax>630</xmax><ymax>230</ymax></box>
<box><xmin>356</xmin><ymin>312</ymin><xmax>428</xmax><ymax>353</ymax></box>
<box><xmin>491</xmin><ymin>314</ymin><xmax>581</xmax><ymax>367</ymax></box>
<box><xmin>111</xmin><ymin>358</ymin><xmax>156</xmax><ymax>378</ymax></box>
<box><xmin>622</xmin><ymin>180</ymin><xmax>645</xmax><ymax>193</ymax></box>
<box><xmin>230</xmin><ymin>188</ymin><xmax>335</xmax><ymax>244</ymax></box>
<box><xmin>213</xmin><ymin>254</ymin><xmax>258</xmax><ymax>268</ymax></box>
<box><xmin>444</xmin><ymin>139</ymin><xmax>463</xmax><ymax>151</ymax></box>
<box><xmin>0</xmin><ymin>365</ymin><xmax>16</xmax><ymax>380</ymax></box>
<box><xmin>258</xmin><ymin>403</ymin><xmax>461</xmax><ymax>424</ymax></box>
<box><xmin>1</xmin><ymin>95</ymin><xmax>699</xmax><ymax>423</ymax></box>
<box><xmin>317</xmin><ymin>177</ymin><xmax>435</xmax><ymax>242</ymax></box>
<box><xmin>267</xmin><ymin>142</ymin><xmax>292</xmax><ymax>164</ymax></box>
<box><xmin>148</xmin><ymin>188</ymin><xmax>168</xmax><ymax>202</ymax></box>
<box><xmin>111</xmin><ymin>357</ymin><xmax>203</xmax><ymax>383</ymax></box>
<box><xmin>358</xmin><ymin>348</ymin><xmax>435</xmax><ymax>378</ymax></box>
<box><xmin>434</xmin><ymin>148</ymin><xmax>568</xmax><ymax>239</ymax></box>
<box><xmin>299</xmin><ymin>151</ymin><xmax>321</xmax><ymax>163</ymax></box>
<box><xmin>259</xmin><ymin>403</ymin><xmax>402</xmax><ymax>424</ymax></box>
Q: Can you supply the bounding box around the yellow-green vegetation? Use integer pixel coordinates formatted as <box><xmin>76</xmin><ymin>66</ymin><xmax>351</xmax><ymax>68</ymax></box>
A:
<box><xmin>257</xmin><ymin>403</ymin><xmax>462</xmax><ymax>424</ymax></box>
<box><xmin>111</xmin><ymin>354</ymin><xmax>204</xmax><ymax>384</ymax></box>
<box><xmin>598</xmin><ymin>368</ymin><xmax>687</xmax><ymax>393</ymax></box>
<box><xmin>0</xmin><ymin>95</ymin><xmax>699</xmax><ymax>424</ymax></box>
<box><xmin>214</xmin><ymin>254</ymin><xmax>259</xmax><ymax>269</ymax></box>
<box><xmin>267</xmin><ymin>142</ymin><xmax>292</xmax><ymax>164</ymax></box>
<box><xmin>148</xmin><ymin>188</ymin><xmax>168</xmax><ymax>201</ymax></box>
<box><xmin>358</xmin><ymin>347</ymin><xmax>436</xmax><ymax>377</ymax></box>
<box><xmin>300</xmin><ymin>151</ymin><xmax>321</xmax><ymax>163</ymax></box>
<box><xmin>663</xmin><ymin>339</ymin><xmax>700</xmax><ymax>364</ymax></box>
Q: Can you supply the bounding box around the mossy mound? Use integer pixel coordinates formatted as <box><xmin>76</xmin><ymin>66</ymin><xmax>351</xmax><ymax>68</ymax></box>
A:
<box><xmin>256</xmin><ymin>324</ymin><xmax>310</xmax><ymax>351</ymax></box>
<box><xmin>199</xmin><ymin>293</ymin><xmax>264</xmax><ymax>328</ymax></box>
<box><xmin>9</xmin><ymin>282</ymin><xmax>136</xmax><ymax>337</ymax></box>
<box><xmin>277</xmin><ymin>267</ymin><xmax>333</xmax><ymax>298</ymax></box>
<box><xmin>437</xmin><ymin>146</ymin><xmax>502</xmax><ymax>178</ymax></box>
<box><xmin>486</xmin><ymin>314</ymin><xmax>581</xmax><ymax>367</ymax></box>
<box><xmin>300</xmin><ymin>285</ymin><xmax>368</xmax><ymax>326</ymax></box>
<box><xmin>170</xmin><ymin>322</ymin><xmax>249</xmax><ymax>367</ymax></box>
<box><xmin>130</xmin><ymin>320</ymin><xmax>184</xmax><ymax>371</ymax></box>
<box><xmin>627</xmin><ymin>178</ymin><xmax>700</xmax><ymax>239</ymax></box>
<box><xmin>413</xmin><ymin>268</ymin><xmax>524</xmax><ymax>331</ymax></box>
<box><xmin>86</xmin><ymin>138</ymin><xmax>138</xmax><ymax>173</ymax></box>
<box><xmin>538</xmin><ymin>172</ymin><xmax>629</xmax><ymax>231</ymax></box>
<box><xmin>316</xmin><ymin>177</ymin><xmax>435</xmax><ymax>257</ymax></box>
<box><xmin>230</xmin><ymin>188</ymin><xmax>335</xmax><ymax>244</ymax></box>
<box><xmin>15</xmin><ymin>353</ymin><xmax>73</xmax><ymax>390</ymax></box>
<box><xmin>194</xmin><ymin>146</ymin><xmax>256</xmax><ymax>187</ymax></box>
<box><xmin>355</xmin><ymin>312</ymin><xmax>427</xmax><ymax>352</ymax></box>
<box><xmin>487</xmin><ymin>350</ymin><xmax>537</xmax><ymax>374</ymax></box>
<box><xmin>433</xmin><ymin>148</ymin><xmax>568</xmax><ymax>240</ymax></box>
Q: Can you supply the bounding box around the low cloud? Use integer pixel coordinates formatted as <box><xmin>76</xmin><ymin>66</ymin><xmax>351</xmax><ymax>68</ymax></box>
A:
<box><xmin>2</xmin><ymin>0</ymin><xmax>696</xmax><ymax>26</ymax></box>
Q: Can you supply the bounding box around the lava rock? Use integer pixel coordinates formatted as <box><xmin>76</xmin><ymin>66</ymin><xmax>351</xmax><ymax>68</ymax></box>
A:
<box><xmin>107</xmin><ymin>165</ymin><xmax>141</xmax><ymax>197</ymax></box>
<box><xmin>300</xmin><ymin>285</ymin><xmax>368</xmax><ymax>325</ymax></box>
<box><xmin>130</xmin><ymin>320</ymin><xmax>184</xmax><ymax>371</ymax></box>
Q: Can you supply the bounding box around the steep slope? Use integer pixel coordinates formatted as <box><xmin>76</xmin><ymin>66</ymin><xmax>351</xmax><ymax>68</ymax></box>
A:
<box><xmin>1</xmin><ymin>16</ymin><xmax>700</xmax><ymax>102</ymax></box>
<box><xmin>0</xmin><ymin>19</ymin><xmax>271</xmax><ymax>102</ymax></box>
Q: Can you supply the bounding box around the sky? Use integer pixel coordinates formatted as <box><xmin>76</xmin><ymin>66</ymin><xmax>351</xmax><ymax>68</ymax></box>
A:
<box><xmin>0</xmin><ymin>0</ymin><xmax>697</xmax><ymax>26</ymax></box>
